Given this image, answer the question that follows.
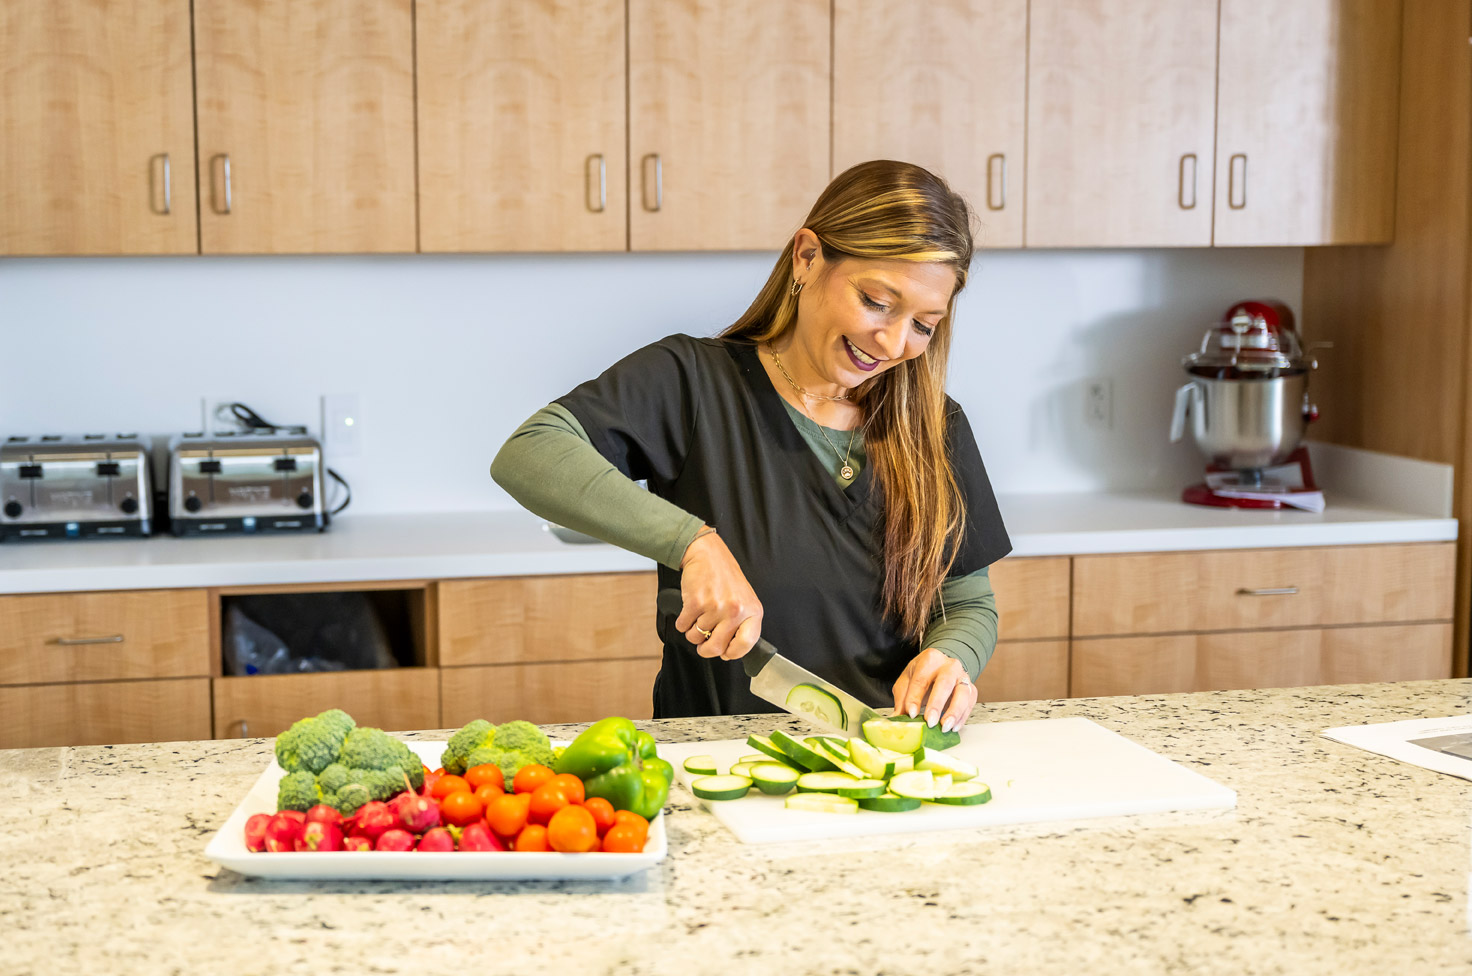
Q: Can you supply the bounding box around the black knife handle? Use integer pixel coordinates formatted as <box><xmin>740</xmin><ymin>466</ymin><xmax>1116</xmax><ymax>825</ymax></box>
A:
<box><xmin>656</xmin><ymin>587</ymin><xmax>776</xmax><ymax>677</ymax></box>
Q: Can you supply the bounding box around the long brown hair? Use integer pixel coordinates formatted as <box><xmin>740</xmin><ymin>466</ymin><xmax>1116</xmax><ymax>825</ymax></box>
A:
<box><xmin>720</xmin><ymin>160</ymin><xmax>975</xmax><ymax>640</ymax></box>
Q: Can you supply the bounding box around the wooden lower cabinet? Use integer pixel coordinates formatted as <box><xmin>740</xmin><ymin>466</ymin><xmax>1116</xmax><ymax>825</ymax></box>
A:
<box><xmin>441</xmin><ymin>657</ymin><xmax>663</xmax><ymax>727</ymax></box>
<box><xmin>1071</xmin><ymin>623</ymin><xmax>1454</xmax><ymax>698</ymax></box>
<box><xmin>976</xmin><ymin>640</ymin><xmax>1069</xmax><ymax>704</ymax></box>
<box><xmin>0</xmin><ymin>678</ymin><xmax>211</xmax><ymax>749</ymax></box>
<box><xmin>212</xmin><ymin>669</ymin><xmax>441</xmax><ymax>738</ymax></box>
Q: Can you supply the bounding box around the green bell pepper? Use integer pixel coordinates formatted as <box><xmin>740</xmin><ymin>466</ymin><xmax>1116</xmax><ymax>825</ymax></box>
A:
<box><xmin>555</xmin><ymin>716</ymin><xmax>673</xmax><ymax>821</ymax></box>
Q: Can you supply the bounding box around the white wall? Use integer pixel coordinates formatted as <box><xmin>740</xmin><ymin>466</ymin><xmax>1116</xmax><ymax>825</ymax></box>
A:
<box><xmin>0</xmin><ymin>248</ymin><xmax>1302</xmax><ymax>514</ymax></box>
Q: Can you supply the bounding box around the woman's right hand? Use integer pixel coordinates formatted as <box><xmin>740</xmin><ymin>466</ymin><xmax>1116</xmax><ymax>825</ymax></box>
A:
<box><xmin>675</xmin><ymin>528</ymin><xmax>764</xmax><ymax>661</ymax></box>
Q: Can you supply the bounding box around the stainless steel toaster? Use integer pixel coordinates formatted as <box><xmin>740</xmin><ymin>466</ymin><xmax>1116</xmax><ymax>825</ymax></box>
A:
<box><xmin>168</xmin><ymin>428</ymin><xmax>328</xmax><ymax>536</ymax></box>
<box><xmin>0</xmin><ymin>434</ymin><xmax>153</xmax><ymax>541</ymax></box>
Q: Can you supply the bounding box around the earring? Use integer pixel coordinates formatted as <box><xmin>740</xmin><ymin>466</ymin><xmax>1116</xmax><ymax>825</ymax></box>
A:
<box><xmin>790</xmin><ymin>278</ymin><xmax>803</xmax><ymax>297</ymax></box>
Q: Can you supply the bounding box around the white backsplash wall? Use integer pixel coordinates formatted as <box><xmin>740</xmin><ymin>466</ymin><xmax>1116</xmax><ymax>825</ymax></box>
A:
<box><xmin>0</xmin><ymin>248</ymin><xmax>1302</xmax><ymax>515</ymax></box>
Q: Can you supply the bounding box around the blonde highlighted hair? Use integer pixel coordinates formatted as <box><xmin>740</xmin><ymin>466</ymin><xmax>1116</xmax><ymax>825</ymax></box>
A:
<box><xmin>721</xmin><ymin>160</ymin><xmax>975</xmax><ymax>640</ymax></box>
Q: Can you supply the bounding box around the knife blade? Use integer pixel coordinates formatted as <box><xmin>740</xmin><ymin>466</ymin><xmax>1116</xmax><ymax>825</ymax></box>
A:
<box><xmin>656</xmin><ymin>588</ymin><xmax>884</xmax><ymax>735</ymax></box>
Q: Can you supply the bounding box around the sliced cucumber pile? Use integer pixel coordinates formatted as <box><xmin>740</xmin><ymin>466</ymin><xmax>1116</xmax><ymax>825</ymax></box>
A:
<box><xmin>769</xmin><ymin>729</ymin><xmax>838</xmax><ymax>773</ymax></box>
<box><xmin>691</xmin><ymin>774</ymin><xmax>754</xmax><ymax>801</ymax></box>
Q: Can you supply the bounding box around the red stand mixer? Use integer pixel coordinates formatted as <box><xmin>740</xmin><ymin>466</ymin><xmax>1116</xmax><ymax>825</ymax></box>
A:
<box><xmin>1169</xmin><ymin>300</ymin><xmax>1321</xmax><ymax>509</ymax></box>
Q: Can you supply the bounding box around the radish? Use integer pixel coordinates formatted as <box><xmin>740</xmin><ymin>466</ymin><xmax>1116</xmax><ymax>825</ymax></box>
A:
<box><xmin>300</xmin><ymin>821</ymin><xmax>345</xmax><ymax>852</ymax></box>
<box><xmin>417</xmin><ymin>828</ymin><xmax>455</xmax><ymax>852</ymax></box>
<box><xmin>243</xmin><ymin>813</ymin><xmax>271</xmax><ymax>852</ymax></box>
<box><xmin>305</xmin><ymin>804</ymin><xmax>342</xmax><ymax>827</ymax></box>
<box><xmin>459</xmin><ymin>822</ymin><xmax>506</xmax><ymax>852</ymax></box>
<box><xmin>343</xmin><ymin>836</ymin><xmax>372</xmax><ymax>852</ymax></box>
<box><xmin>375</xmin><ymin>828</ymin><xmax>415</xmax><ymax>851</ymax></box>
<box><xmin>263</xmin><ymin>812</ymin><xmax>304</xmax><ymax>852</ymax></box>
<box><xmin>391</xmin><ymin>791</ymin><xmax>440</xmax><ymax>833</ymax></box>
<box><xmin>349</xmin><ymin>801</ymin><xmax>396</xmax><ymax>842</ymax></box>
<box><xmin>278</xmin><ymin>809</ymin><xmax>306</xmax><ymax>824</ymax></box>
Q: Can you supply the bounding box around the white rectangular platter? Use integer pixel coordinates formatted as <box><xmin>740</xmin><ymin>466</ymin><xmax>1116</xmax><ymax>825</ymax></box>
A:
<box><xmin>204</xmin><ymin>741</ymin><xmax>667</xmax><ymax>880</ymax></box>
<box><xmin>661</xmin><ymin>716</ymin><xmax>1235</xmax><ymax>845</ymax></box>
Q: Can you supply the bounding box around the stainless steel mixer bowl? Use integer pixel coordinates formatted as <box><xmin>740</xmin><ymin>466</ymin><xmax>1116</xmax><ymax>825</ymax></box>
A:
<box><xmin>1172</xmin><ymin>371</ymin><xmax>1310</xmax><ymax>470</ymax></box>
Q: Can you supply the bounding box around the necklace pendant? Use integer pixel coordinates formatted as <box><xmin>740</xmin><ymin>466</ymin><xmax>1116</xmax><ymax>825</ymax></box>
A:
<box><xmin>840</xmin><ymin>464</ymin><xmax>855</xmax><ymax>481</ymax></box>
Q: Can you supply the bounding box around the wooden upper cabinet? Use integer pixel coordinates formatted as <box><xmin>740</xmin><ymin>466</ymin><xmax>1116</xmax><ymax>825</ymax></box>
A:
<box><xmin>1213</xmin><ymin>0</ymin><xmax>1402</xmax><ymax>246</ymax></box>
<box><xmin>193</xmin><ymin>0</ymin><xmax>417</xmax><ymax>254</ymax></box>
<box><xmin>629</xmin><ymin>0</ymin><xmax>830</xmax><ymax>251</ymax></box>
<box><xmin>417</xmin><ymin>0</ymin><xmax>628</xmax><ymax>252</ymax></box>
<box><xmin>0</xmin><ymin>0</ymin><xmax>197</xmax><ymax>256</ymax></box>
<box><xmin>833</xmin><ymin>0</ymin><xmax>1027</xmax><ymax>249</ymax></box>
<box><xmin>1025</xmin><ymin>0</ymin><xmax>1218</xmax><ymax>247</ymax></box>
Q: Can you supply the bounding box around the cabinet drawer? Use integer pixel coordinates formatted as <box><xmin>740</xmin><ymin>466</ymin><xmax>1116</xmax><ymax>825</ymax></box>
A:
<box><xmin>0</xmin><ymin>678</ymin><xmax>211</xmax><ymax>749</ymax></box>
<box><xmin>439</xmin><ymin>572</ymin><xmax>659</xmax><ymax>666</ymax></box>
<box><xmin>0</xmin><ymin>589</ymin><xmax>210</xmax><ymax>685</ymax></box>
<box><xmin>1072</xmin><ymin>543</ymin><xmax>1454</xmax><ymax>637</ymax></box>
<box><xmin>976</xmin><ymin>640</ymin><xmax>1069</xmax><ymax>704</ymax></box>
<box><xmin>988</xmin><ymin>557</ymin><xmax>1070</xmax><ymax>640</ymax></box>
<box><xmin>441</xmin><ymin>658</ymin><xmax>662</xmax><ymax>727</ymax></box>
<box><xmin>212</xmin><ymin>669</ymin><xmax>441</xmax><ymax>738</ymax></box>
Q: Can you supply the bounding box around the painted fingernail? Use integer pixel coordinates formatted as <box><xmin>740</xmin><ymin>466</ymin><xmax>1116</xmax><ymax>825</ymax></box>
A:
<box><xmin>925</xmin><ymin>710</ymin><xmax>938</xmax><ymax>726</ymax></box>
<box><xmin>941</xmin><ymin>718</ymin><xmax>954</xmax><ymax>733</ymax></box>
<box><xmin>907</xmin><ymin>704</ymin><xmax>918</xmax><ymax>718</ymax></box>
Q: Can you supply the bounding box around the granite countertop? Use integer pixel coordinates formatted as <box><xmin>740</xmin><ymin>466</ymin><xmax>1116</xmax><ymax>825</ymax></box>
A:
<box><xmin>6</xmin><ymin>679</ymin><xmax>1472</xmax><ymax>975</ymax></box>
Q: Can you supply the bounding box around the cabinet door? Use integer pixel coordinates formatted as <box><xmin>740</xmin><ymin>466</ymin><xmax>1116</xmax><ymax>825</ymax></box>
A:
<box><xmin>0</xmin><ymin>679</ymin><xmax>211</xmax><ymax>749</ymax></box>
<box><xmin>1025</xmin><ymin>0</ymin><xmax>1218</xmax><ymax>247</ymax></box>
<box><xmin>417</xmin><ymin>0</ymin><xmax>627</xmax><ymax>252</ymax></box>
<box><xmin>194</xmin><ymin>0</ymin><xmax>416</xmax><ymax>254</ymax></box>
<box><xmin>1213</xmin><ymin>0</ymin><xmax>1401</xmax><ymax>245</ymax></box>
<box><xmin>833</xmin><ymin>0</ymin><xmax>1027</xmax><ymax>248</ymax></box>
<box><xmin>212</xmin><ymin>669</ymin><xmax>441</xmax><ymax>738</ymax></box>
<box><xmin>976</xmin><ymin>640</ymin><xmax>1069</xmax><ymax>703</ymax></box>
<box><xmin>629</xmin><ymin>0</ymin><xmax>830</xmax><ymax>250</ymax></box>
<box><xmin>442</xmin><ymin>658</ymin><xmax>663</xmax><ymax>726</ymax></box>
<box><xmin>0</xmin><ymin>0</ymin><xmax>196</xmax><ymax>255</ymax></box>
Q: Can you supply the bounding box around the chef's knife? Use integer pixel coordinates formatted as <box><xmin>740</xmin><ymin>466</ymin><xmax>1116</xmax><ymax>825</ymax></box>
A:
<box><xmin>656</xmin><ymin>588</ymin><xmax>883</xmax><ymax>736</ymax></box>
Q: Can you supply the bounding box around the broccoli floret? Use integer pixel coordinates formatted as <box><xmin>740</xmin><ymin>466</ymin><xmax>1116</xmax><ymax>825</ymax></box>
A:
<box><xmin>392</xmin><ymin>739</ymin><xmax>425</xmax><ymax>791</ymax></box>
<box><xmin>274</xmin><ymin>709</ymin><xmax>356</xmax><ymax>774</ymax></box>
<box><xmin>468</xmin><ymin>739</ymin><xmax>555</xmax><ymax>785</ymax></box>
<box><xmin>338</xmin><ymin>727</ymin><xmax>406</xmax><ymax>772</ymax></box>
<box><xmin>317</xmin><ymin>763</ymin><xmax>350</xmax><ymax>794</ymax></box>
<box><xmin>492</xmin><ymin>720</ymin><xmax>549</xmax><ymax>755</ymax></box>
<box><xmin>330</xmin><ymin>783</ymin><xmax>372</xmax><ymax>816</ymax></box>
<box><xmin>277</xmin><ymin>770</ymin><xmax>323</xmax><ymax>811</ymax></box>
<box><xmin>441</xmin><ymin>720</ymin><xmax>497</xmax><ymax>775</ymax></box>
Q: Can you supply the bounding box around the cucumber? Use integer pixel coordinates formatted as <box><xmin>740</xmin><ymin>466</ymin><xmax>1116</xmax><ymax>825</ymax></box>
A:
<box><xmin>784</xmin><ymin>793</ymin><xmax>859</xmax><ymax>814</ymax></box>
<box><xmin>932</xmin><ymin>781</ymin><xmax>992</xmax><ymax>806</ymax></box>
<box><xmin>682</xmin><ymin>755</ymin><xmax>718</xmax><ymax>776</ymax></box>
<box><xmin>810</xmin><ymin>738</ymin><xmax>868</xmax><ymax>778</ymax></box>
<box><xmin>877</xmin><ymin>746</ymin><xmax>916</xmax><ymax>775</ymax></box>
<box><xmin>795</xmin><ymin>771</ymin><xmax>862</xmax><ymax>793</ymax></box>
<box><xmin>834</xmin><ymin>779</ymin><xmax>888</xmax><ymax>799</ymax></box>
<box><xmin>847</xmin><ymin>738</ymin><xmax>896</xmax><ymax>780</ymax></box>
<box><xmin>769</xmin><ymin>729</ymin><xmax>838</xmax><ymax>772</ymax></box>
<box><xmin>729</xmin><ymin>761</ymin><xmax>758</xmax><ymax>780</ymax></box>
<box><xmin>739</xmin><ymin>754</ymin><xmax>770</xmax><ymax>764</ymax></box>
<box><xmin>749</xmin><ymin>762</ymin><xmax>800</xmax><ymax>795</ymax></box>
<box><xmin>690</xmin><ymin>775</ymin><xmax>753</xmax><ymax>801</ymax></box>
<box><xmin>932</xmin><ymin>773</ymin><xmax>953</xmax><ymax>796</ymax></box>
<box><xmin>887</xmin><ymin>769</ymin><xmax>938</xmax><ymax>800</ymax></box>
<box><xmin>914</xmin><ymin>747</ymin><xmax>978</xmax><ymax>782</ymax></box>
<box><xmin>888</xmin><ymin>714</ymin><xmax>961</xmax><ymax>751</ymax></box>
<box><xmin>862</xmin><ymin>718</ymin><xmax>926</xmax><ymax>755</ymax></box>
<box><xmin>785</xmin><ymin>682</ymin><xmax>848</xmax><ymax>731</ymax></box>
<box><xmin>857</xmin><ymin>792</ymin><xmax>922</xmax><ymax>813</ymax></box>
<box><xmin>746</xmin><ymin>734</ymin><xmax>792</xmax><ymax>765</ymax></box>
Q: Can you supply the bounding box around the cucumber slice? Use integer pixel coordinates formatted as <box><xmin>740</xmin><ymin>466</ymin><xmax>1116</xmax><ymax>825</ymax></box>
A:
<box><xmin>769</xmin><ymin>729</ymin><xmax>838</xmax><ymax>772</ymax></box>
<box><xmin>847</xmin><ymin>738</ymin><xmax>897</xmax><ymax>780</ymax></box>
<box><xmin>857</xmin><ymin>792</ymin><xmax>923</xmax><ymax>813</ymax></box>
<box><xmin>932</xmin><ymin>781</ymin><xmax>992</xmax><ymax>806</ymax></box>
<box><xmin>877</xmin><ymin>746</ymin><xmax>916</xmax><ymax>775</ymax></box>
<box><xmin>834</xmin><ymin>779</ymin><xmax>888</xmax><ymax>799</ymax></box>
<box><xmin>749</xmin><ymin>762</ymin><xmax>800</xmax><ymax>795</ymax></box>
<box><xmin>729</xmin><ymin>761</ymin><xmax>758</xmax><ymax>780</ymax></box>
<box><xmin>887</xmin><ymin>769</ymin><xmax>938</xmax><ymax>800</ymax></box>
<box><xmin>690</xmin><ymin>775</ymin><xmax>753</xmax><ymax>801</ymax></box>
<box><xmin>795</xmin><ymin>771</ymin><xmax>862</xmax><ymax>793</ymax></box>
<box><xmin>784</xmin><ymin>793</ymin><xmax>859</xmax><ymax>814</ymax></box>
<box><xmin>810</xmin><ymin>738</ymin><xmax>868</xmax><ymax>778</ymax></box>
<box><xmin>785</xmin><ymin>682</ymin><xmax>848</xmax><ymax>731</ymax></box>
<box><xmin>862</xmin><ymin>718</ymin><xmax>926</xmax><ymax>755</ymax></box>
<box><xmin>888</xmin><ymin>714</ymin><xmax>961</xmax><ymax>750</ymax></box>
<box><xmin>682</xmin><ymin>755</ymin><xmax>718</xmax><ymax>776</ymax></box>
<box><xmin>914</xmin><ymin>747</ymin><xmax>978</xmax><ymax>782</ymax></box>
<box><xmin>739</xmin><ymin>754</ymin><xmax>770</xmax><ymax>764</ymax></box>
<box><xmin>932</xmin><ymin>773</ymin><xmax>953</xmax><ymax>796</ymax></box>
<box><xmin>746</xmin><ymin>734</ymin><xmax>792</xmax><ymax>765</ymax></box>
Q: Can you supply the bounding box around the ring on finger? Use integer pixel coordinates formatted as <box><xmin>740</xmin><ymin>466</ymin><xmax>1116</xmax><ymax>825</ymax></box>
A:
<box><xmin>695</xmin><ymin>625</ymin><xmax>713</xmax><ymax>638</ymax></box>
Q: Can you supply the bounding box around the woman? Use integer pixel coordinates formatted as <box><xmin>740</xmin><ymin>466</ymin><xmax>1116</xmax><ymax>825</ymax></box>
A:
<box><xmin>491</xmin><ymin>160</ymin><xmax>1011</xmax><ymax>731</ymax></box>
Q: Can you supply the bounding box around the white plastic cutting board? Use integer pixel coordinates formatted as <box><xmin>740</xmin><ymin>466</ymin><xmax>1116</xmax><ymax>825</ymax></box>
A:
<box><xmin>660</xmin><ymin>716</ymin><xmax>1236</xmax><ymax>844</ymax></box>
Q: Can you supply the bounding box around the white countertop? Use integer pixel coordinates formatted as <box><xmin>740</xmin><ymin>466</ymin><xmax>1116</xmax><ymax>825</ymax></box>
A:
<box><xmin>0</xmin><ymin>486</ymin><xmax>1455</xmax><ymax>595</ymax></box>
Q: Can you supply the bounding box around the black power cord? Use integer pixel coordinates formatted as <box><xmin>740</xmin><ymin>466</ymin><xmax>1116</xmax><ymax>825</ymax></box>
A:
<box><xmin>224</xmin><ymin>402</ymin><xmax>352</xmax><ymax>516</ymax></box>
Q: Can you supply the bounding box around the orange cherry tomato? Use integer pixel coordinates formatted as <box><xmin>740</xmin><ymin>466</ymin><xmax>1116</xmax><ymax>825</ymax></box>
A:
<box><xmin>514</xmin><ymin>823</ymin><xmax>550</xmax><ymax>852</ymax></box>
<box><xmin>512</xmin><ymin>764</ymin><xmax>555</xmax><ymax>795</ymax></box>
<box><xmin>439</xmin><ymin>789</ymin><xmax>485</xmax><ymax>827</ymax></box>
<box><xmin>601</xmin><ymin>823</ymin><xmax>645</xmax><ymax>853</ymax></box>
<box><xmin>528</xmin><ymin>781</ymin><xmax>571</xmax><ymax>826</ymax></box>
<box><xmin>464</xmin><ymin>764</ymin><xmax>505</xmax><ymax>793</ymax></box>
<box><xmin>582</xmin><ymin>796</ymin><xmax>617</xmax><ymax>837</ymax></box>
<box><xmin>547</xmin><ymin>773</ymin><xmax>585</xmax><ymax>806</ymax></box>
<box><xmin>431</xmin><ymin>774</ymin><xmax>471</xmax><ymax>799</ymax></box>
<box><xmin>612</xmin><ymin>809</ymin><xmax>650</xmax><ymax>839</ymax></box>
<box><xmin>473</xmin><ymin>783</ymin><xmax>503</xmax><ymax>809</ymax></box>
<box><xmin>485</xmin><ymin>792</ymin><xmax>531</xmax><ymax>839</ymax></box>
<box><xmin>547</xmin><ymin>805</ymin><xmax>599</xmax><ymax>853</ymax></box>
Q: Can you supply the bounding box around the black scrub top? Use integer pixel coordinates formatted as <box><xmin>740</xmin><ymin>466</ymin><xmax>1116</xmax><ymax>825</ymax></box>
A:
<box><xmin>557</xmin><ymin>334</ymin><xmax>1012</xmax><ymax>719</ymax></box>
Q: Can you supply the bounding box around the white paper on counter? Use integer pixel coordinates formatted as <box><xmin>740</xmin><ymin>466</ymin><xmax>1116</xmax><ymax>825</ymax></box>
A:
<box><xmin>1322</xmin><ymin>715</ymin><xmax>1472</xmax><ymax>781</ymax></box>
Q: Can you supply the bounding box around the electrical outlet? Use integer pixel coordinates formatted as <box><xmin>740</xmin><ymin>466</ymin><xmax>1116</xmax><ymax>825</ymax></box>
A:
<box><xmin>321</xmin><ymin>394</ymin><xmax>362</xmax><ymax>458</ymax></box>
<box><xmin>1084</xmin><ymin>377</ymin><xmax>1113</xmax><ymax>430</ymax></box>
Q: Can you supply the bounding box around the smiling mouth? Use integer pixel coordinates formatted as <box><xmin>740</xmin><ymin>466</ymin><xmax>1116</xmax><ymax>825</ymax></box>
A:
<box><xmin>844</xmin><ymin>336</ymin><xmax>881</xmax><ymax>371</ymax></box>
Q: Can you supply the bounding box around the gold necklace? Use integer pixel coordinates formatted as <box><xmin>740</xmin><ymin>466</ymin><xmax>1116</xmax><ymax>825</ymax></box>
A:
<box><xmin>768</xmin><ymin>345</ymin><xmax>851</xmax><ymax>401</ymax></box>
<box><xmin>812</xmin><ymin>417</ymin><xmax>862</xmax><ymax>483</ymax></box>
<box><xmin>766</xmin><ymin>345</ymin><xmax>867</xmax><ymax>481</ymax></box>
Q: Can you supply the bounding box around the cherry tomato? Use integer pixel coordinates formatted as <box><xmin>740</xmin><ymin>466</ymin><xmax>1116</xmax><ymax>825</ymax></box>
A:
<box><xmin>547</xmin><ymin>805</ymin><xmax>599</xmax><ymax>853</ymax></box>
<box><xmin>439</xmin><ymin>789</ymin><xmax>485</xmax><ymax>827</ymax></box>
<box><xmin>465</xmin><ymin>764</ymin><xmax>505</xmax><ymax>793</ymax></box>
<box><xmin>547</xmin><ymin>773</ymin><xmax>585</xmax><ymax>806</ymax></box>
<box><xmin>485</xmin><ymin>792</ymin><xmax>531</xmax><ymax>839</ymax></box>
<box><xmin>422</xmin><ymin>768</ymin><xmax>445</xmax><ymax>797</ymax></box>
<box><xmin>528</xmin><ymin>781</ymin><xmax>571</xmax><ymax>826</ymax></box>
<box><xmin>473</xmin><ymin>783</ymin><xmax>503</xmax><ymax>809</ymax></box>
<box><xmin>582</xmin><ymin>796</ymin><xmax>617</xmax><ymax>837</ymax></box>
<box><xmin>601</xmin><ymin>823</ymin><xmax>645</xmax><ymax>853</ymax></box>
<box><xmin>612</xmin><ymin>809</ymin><xmax>650</xmax><ymax>840</ymax></box>
<box><xmin>514</xmin><ymin>823</ymin><xmax>550</xmax><ymax>852</ymax></box>
<box><xmin>430</xmin><ymin>774</ymin><xmax>470</xmax><ymax>799</ymax></box>
<box><xmin>512</xmin><ymin>764</ymin><xmax>555</xmax><ymax>795</ymax></box>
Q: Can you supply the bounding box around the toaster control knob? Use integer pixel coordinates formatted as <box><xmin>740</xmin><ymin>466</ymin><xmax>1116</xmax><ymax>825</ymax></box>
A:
<box><xmin>119</xmin><ymin>497</ymin><xmax>138</xmax><ymax>515</ymax></box>
<box><xmin>2</xmin><ymin>501</ymin><xmax>20</xmax><ymax>519</ymax></box>
<box><xmin>184</xmin><ymin>495</ymin><xmax>202</xmax><ymax>513</ymax></box>
<box><xmin>296</xmin><ymin>490</ymin><xmax>314</xmax><ymax>510</ymax></box>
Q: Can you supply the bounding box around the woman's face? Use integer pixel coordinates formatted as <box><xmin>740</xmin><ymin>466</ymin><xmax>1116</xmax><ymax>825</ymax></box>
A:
<box><xmin>788</xmin><ymin>231</ymin><xmax>957</xmax><ymax>394</ymax></box>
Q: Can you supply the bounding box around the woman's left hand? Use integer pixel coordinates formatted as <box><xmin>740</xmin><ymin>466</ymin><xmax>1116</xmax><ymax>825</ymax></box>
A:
<box><xmin>891</xmin><ymin>648</ymin><xmax>977</xmax><ymax>733</ymax></box>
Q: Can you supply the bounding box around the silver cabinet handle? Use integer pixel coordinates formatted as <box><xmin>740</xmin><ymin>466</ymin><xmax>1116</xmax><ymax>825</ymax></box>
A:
<box><xmin>986</xmin><ymin>153</ymin><xmax>1007</xmax><ymax>211</ymax></box>
<box><xmin>49</xmin><ymin>634</ymin><xmax>125</xmax><ymax>646</ymax></box>
<box><xmin>210</xmin><ymin>153</ymin><xmax>233</xmax><ymax>215</ymax></box>
<box><xmin>1178</xmin><ymin>153</ymin><xmax>1197</xmax><ymax>210</ymax></box>
<box><xmin>231</xmin><ymin>719</ymin><xmax>250</xmax><ymax>738</ymax></box>
<box><xmin>586</xmin><ymin>153</ymin><xmax>607</xmax><ymax>213</ymax></box>
<box><xmin>641</xmin><ymin>153</ymin><xmax>662</xmax><ymax>212</ymax></box>
<box><xmin>1236</xmin><ymin>587</ymin><xmax>1298</xmax><ymax>596</ymax></box>
<box><xmin>1228</xmin><ymin>153</ymin><xmax>1247</xmax><ymax>210</ymax></box>
<box><xmin>149</xmin><ymin>153</ymin><xmax>171</xmax><ymax>215</ymax></box>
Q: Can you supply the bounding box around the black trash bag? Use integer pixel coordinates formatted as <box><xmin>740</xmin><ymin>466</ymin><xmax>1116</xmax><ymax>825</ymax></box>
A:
<box><xmin>223</xmin><ymin>592</ymin><xmax>398</xmax><ymax>676</ymax></box>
